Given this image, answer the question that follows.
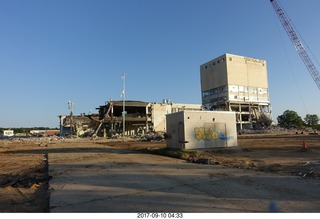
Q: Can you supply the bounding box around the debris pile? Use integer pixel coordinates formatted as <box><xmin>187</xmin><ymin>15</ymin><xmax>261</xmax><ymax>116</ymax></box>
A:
<box><xmin>291</xmin><ymin>161</ymin><xmax>320</xmax><ymax>179</ymax></box>
<box><xmin>0</xmin><ymin>135</ymin><xmax>91</xmax><ymax>147</ymax></box>
<box><xmin>291</xmin><ymin>168</ymin><xmax>316</xmax><ymax>179</ymax></box>
<box><xmin>239</xmin><ymin>126</ymin><xmax>319</xmax><ymax>135</ymax></box>
<box><xmin>0</xmin><ymin>131</ymin><xmax>168</xmax><ymax>146</ymax></box>
<box><xmin>139</xmin><ymin>132</ymin><xmax>166</xmax><ymax>142</ymax></box>
<box><xmin>191</xmin><ymin>158</ymin><xmax>220</xmax><ymax>165</ymax></box>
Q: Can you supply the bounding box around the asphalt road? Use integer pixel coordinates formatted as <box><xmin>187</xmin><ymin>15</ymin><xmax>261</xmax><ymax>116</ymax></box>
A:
<box><xmin>48</xmin><ymin>143</ymin><xmax>320</xmax><ymax>213</ymax></box>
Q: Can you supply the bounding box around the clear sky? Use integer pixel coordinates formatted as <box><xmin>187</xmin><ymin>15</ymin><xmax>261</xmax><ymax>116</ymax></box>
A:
<box><xmin>1</xmin><ymin>0</ymin><xmax>320</xmax><ymax>128</ymax></box>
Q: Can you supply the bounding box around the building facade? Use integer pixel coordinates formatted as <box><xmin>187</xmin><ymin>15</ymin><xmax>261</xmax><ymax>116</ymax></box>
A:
<box><xmin>200</xmin><ymin>53</ymin><xmax>272</xmax><ymax>129</ymax></box>
<box><xmin>151</xmin><ymin>100</ymin><xmax>204</xmax><ymax>132</ymax></box>
<box><xmin>96</xmin><ymin>100</ymin><xmax>203</xmax><ymax>137</ymax></box>
<box><xmin>1</xmin><ymin>130</ymin><xmax>14</xmax><ymax>137</ymax></box>
<box><xmin>166</xmin><ymin>111</ymin><xmax>238</xmax><ymax>150</ymax></box>
<box><xmin>58</xmin><ymin>100</ymin><xmax>203</xmax><ymax>137</ymax></box>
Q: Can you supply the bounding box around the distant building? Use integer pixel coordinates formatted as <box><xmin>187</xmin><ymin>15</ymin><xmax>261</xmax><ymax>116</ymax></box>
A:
<box><xmin>1</xmin><ymin>130</ymin><xmax>14</xmax><ymax>137</ymax></box>
<box><xmin>200</xmin><ymin>53</ymin><xmax>272</xmax><ymax>129</ymax></box>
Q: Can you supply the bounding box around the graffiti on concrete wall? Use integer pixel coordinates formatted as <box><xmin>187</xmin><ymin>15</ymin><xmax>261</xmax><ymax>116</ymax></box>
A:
<box><xmin>194</xmin><ymin>127</ymin><xmax>234</xmax><ymax>141</ymax></box>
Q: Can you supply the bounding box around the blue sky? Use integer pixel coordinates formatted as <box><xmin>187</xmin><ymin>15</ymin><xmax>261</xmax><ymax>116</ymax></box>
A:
<box><xmin>0</xmin><ymin>0</ymin><xmax>320</xmax><ymax>128</ymax></box>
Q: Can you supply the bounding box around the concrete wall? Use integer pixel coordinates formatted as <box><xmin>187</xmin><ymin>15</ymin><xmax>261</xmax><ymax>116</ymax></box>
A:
<box><xmin>166</xmin><ymin>111</ymin><xmax>238</xmax><ymax>150</ymax></box>
<box><xmin>152</xmin><ymin>103</ymin><xmax>172</xmax><ymax>132</ymax></box>
<box><xmin>200</xmin><ymin>53</ymin><xmax>270</xmax><ymax>106</ymax></box>
<box><xmin>200</xmin><ymin>54</ymin><xmax>228</xmax><ymax>94</ymax></box>
<box><xmin>152</xmin><ymin>103</ymin><xmax>203</xmax><ymax>132</ymax></box>
<box><xmin>226</xmin><ymin>54</ymin><xmax>269</xmax><ymax>102</ymax></box>
<box><xmin>226</xmin><ymin>54</ymin><xmax>268</xmax><ymax>88</ymax></box>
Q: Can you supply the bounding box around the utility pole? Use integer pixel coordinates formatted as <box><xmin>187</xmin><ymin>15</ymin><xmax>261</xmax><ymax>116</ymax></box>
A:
<box><xmin>121</xmin><ymin>71</ymin><xmax>126</xmax><ymax>141</ymax></box>
<box><xmin>68</xmin><ymin>101</ymin><xmax>74</xmax><ymax>135</ymax></box>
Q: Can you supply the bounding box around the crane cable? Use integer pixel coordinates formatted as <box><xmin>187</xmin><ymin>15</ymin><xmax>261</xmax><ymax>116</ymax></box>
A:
<box><xmin>280</xmin><ymin>0</ymin><xmax>320</xmax><ymax>69</ymax></box>
<box><xmin>271</xmin><ymin>1</ymin><xmax>309</xmax><ymax>115</ymax></box>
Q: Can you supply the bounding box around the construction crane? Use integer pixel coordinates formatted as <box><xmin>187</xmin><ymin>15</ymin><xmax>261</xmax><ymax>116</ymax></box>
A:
<box><xmin>270</xmin><ymin>0</ymin><xmax>320</xmax><ymax>91</ymax></box>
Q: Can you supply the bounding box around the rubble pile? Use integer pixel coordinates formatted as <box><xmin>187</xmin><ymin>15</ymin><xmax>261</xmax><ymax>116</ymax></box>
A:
<box><xmin>139</xmin><ymin>132</ymin><xmax>166</xmax><ymax>142</ymax></box>
<box><xmin>239</xmin><ymin>126</ymin><xmax>319</xmax><ymax>135</ymax></box>
<box><xmin>0</xmin><ymin>135</ymin><xmax>91</xmax><ymax>146</ymax></box>
<box><xmin>290</xmin><ymin>161</ymin><xmax>320</xmax><ymax>179</ymax></box>
<box><xmin>0</xmin><ymin>131</ymin><xmax>168</xmax><ymax>145</ymax></box>
<box><xmin>191</xmin><ymin>158</ymin><xmax>220</xmax><ymax>165</ymax></box>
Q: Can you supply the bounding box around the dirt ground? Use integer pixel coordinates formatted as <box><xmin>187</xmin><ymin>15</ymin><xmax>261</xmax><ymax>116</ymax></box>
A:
<box><xmin>0</xmin><ymin>133</ymin><xmax>319</xmax><ymax>212</ymax></box>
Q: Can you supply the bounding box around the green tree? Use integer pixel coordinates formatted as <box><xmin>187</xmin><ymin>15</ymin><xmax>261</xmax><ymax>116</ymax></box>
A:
<box><xmin>304</xmin><ymin>114</ymin><xmax>319</xmax><ymax>128</ymax></box>
<box><xmin>277</xmin><ymin>110</ymin><xmax>304</xmax><ymax>128</ymax></box>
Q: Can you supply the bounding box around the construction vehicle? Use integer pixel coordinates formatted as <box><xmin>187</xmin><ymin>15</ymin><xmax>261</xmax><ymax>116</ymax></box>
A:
<box><xmin>270</xmin><ymin>0</ymin><xmax>320</xmax><ymax>91</ymax></box>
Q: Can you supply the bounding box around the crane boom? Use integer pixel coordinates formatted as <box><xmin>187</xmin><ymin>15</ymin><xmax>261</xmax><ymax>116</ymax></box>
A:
<box><xmin>270</xmin><ymin>0</ymin><xmax>320</xmax><ymax>90</ymax></box>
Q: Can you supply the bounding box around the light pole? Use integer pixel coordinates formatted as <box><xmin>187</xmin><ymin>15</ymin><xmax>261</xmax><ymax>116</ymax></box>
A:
<box><xmin>121</xmin><ymin>71</ymin><xmax>126</xmax><ymax>141</ymax></box>
<box><xmin>68</xmin><ymin>101</ymin><xmax>74</xmax><ymax>135</ymax></box>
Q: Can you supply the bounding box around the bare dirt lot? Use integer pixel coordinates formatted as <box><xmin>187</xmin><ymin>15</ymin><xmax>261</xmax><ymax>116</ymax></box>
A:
<box><xmin>0</xmin><ymin>133</ymin><xmax>320</xmax><ymax>212</ymax></box>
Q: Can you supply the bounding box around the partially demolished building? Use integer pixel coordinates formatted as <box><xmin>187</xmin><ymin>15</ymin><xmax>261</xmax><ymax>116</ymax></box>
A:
<box><xmin>58</xmin><ymin>100</ymin><xmax>203</xmax><ymax>137</ymax></box>
<box><xmin>58</xmin><ymin>114</ymin><xmax>99</xmax><ymax>137</ymax></box>
<box><xmin>200</xmin><ymin>53</ymin><xmax>272</xmax><ymax>129</ymax></box>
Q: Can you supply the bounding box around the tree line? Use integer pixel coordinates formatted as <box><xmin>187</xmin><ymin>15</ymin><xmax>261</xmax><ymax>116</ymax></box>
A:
<box><xmin>277</xmin><ymin>110</ymin><xmax>319</xmax><ymax>129</ymax></box>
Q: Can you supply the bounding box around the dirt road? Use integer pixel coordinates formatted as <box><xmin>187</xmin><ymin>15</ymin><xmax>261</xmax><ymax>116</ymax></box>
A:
<box><xmin>1</xmin><ymin>134</ymin><xmax>320</xmax><ymax>212</ymax></box>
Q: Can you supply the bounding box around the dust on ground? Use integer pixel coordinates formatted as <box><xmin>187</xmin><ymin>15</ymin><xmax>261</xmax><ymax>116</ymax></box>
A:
<box><xmin>0</xmin><ymin>133</ymin><xmax>319</xmax><ymax>212</ymax></box>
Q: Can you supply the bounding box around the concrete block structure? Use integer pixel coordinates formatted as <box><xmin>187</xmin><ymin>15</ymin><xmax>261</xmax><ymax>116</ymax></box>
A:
<box><xmin>166</xmin><ymin>111</ymin><xmax>238</xmax><ymax>150</ymax></box>
<box><xmin>200</xmin><ymin>53</ymin><xmax>272</xmax><ymax>129</ymax></box>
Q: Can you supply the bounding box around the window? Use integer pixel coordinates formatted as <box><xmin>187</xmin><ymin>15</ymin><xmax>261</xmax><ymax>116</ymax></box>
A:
<box><xmin>229</xmin><ymin>57</ymin><xmax>232</xmax><ymax>61</ymax></box>
<box><xmin>202</xmin><ymin>90</ymin><xmax>210</xmax><ymax>97</ymax></box>
<box><xmin>205</xmin><ymin>65</ymin><xmax>207</xmax><ymax>69</ymax></box>
<box><xmin>249</xmin><ymin>87</ymin><xmax>258</xmax><ymax>94</ymax></box>
<box><xmin>231</xmin><ymin>85</ymin><xmax>238</xmax><ymax>93</ymax></box>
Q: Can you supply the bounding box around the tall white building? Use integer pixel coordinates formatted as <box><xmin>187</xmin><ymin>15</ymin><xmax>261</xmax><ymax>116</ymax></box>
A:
<box><xmin>200</xmin><ymin>53</ymin><xmax>272</xmax><ymax>129</ymax></box>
